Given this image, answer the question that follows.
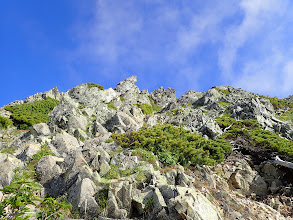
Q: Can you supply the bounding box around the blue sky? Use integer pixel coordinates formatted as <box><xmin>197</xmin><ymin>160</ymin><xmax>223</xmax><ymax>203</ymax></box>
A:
<box><xmin>1</xmin><ymin>0</ymin><xmax>293</xmax><ymax>107</ymax></box>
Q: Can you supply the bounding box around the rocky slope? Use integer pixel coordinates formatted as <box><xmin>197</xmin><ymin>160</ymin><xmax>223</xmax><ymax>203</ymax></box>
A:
<box><xmin>1</xmin><ymin>76</ymin><xmax>293</xmax><ymax>219</ymax></box>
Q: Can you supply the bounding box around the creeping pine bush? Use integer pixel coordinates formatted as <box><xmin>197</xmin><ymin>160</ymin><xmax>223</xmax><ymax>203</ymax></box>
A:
<box><xmin>112</xmin><ymin>124</ymin><xmax>232</xmax><ymax>166</ymax></box>
<box><xmin>4</xmin><ymin>97</ymin><xmax>60</xmax><ymax>130</ymax></box>
<box><xmin>216</xmin><ymin>116</ymin><xmax>293</xmax><ymax>158</ymax></box>
<box><xmin>0</xmin><ymin>116</ymin><xmax>13</xmax><ymax>129</ymax></box>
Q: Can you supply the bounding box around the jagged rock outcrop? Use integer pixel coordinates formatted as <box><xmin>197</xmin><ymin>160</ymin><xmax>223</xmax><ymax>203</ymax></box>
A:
<box><xmin>24</xmin><ymin>87</ymin><xmax>61</xmax><ymax>103</ymax></box>
<box><xmin>177</xmin><ymin>90</ymin><xmax>204</xmax><ymax>106</ymax></box>
<box><xmin>2</xmin><ymin>76</ymin><xmax>293</xmax><ymax>219</ymax></box>
<box><xmin>150</xmin><ymin>86</ymin><xmax>177</xmax><ymax>108</ymax></box>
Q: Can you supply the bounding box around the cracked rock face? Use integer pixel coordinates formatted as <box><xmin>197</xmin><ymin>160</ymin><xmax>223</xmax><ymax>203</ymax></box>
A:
<box><xmin>2</xmin><ymin>76</ymin><xmax>293</xmax><ymax>219</ymax></box>
<box><xmin>150</xmin><ymin>86</ymin><xmax>177</xmax><ymax>108</ymax></box>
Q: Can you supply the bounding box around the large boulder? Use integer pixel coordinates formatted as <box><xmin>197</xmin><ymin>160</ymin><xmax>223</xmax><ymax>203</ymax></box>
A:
<box><xmin>168</xmin><ymin>186</ymin><xmax>222</xmax><ymax>220</ymax></box>
<box><xmin>107</xmin><ymin>190</ymin><xmax>128</xmax><ymax>219</ymax></box>
<box><xmin>230</xmin><ymin>97</ymin><xmax>293</xmax><ymax>137</ymax></box>
<box><xmin>99</xmin><ymin>88</ymin><xmax>118</xmax><ymax>104</ymax></box>
<box><xmin>229</xmin><ymin>159</ymin><xmax>268</xmax><ymax>196</ymax></box>
<box><xmin>68</xmin><ymin>178</ymin><xmax>99</xmax><ymax>217</ymax></box>
<box><xmin>17</xmin><ymin>143</ymin><xmax>41</xmax><ymax>162</ymax></box>
<box><xmin>105</xmin><ymin>112</ymin><xmax>141</xmax><ymax>133</ymax></box>
<box><xmin>193</xmin><ymin>88</ymin><xmax>221</xmax><ymax>109</ymax></box>
<box><xmin>48</xmin><ymin>102</ymin><xmax>89</xmax><ymax>135</ymax></box>
<box><xmin>29</xmin><ymin>123</ymin><xmax>51</xmax><ymax>137</ymax></box>
<box><xmin>53</xmin><ymin>132</ymin><xmax>80</xmax><ymax>157</ymax></box>
<box><xmin>0</xmin><ymin>154</ymin><xmax>24</xmax><ymax>187</ymax></box>
<box><xmin>36</xmin><ymin>155</ymin><xmax>63</xmax><ymax>185</ymax></box>
<box><xmin>67</xmin><ymin>83</ymin><xmax>103</xmax><ymax>106</ymax></box>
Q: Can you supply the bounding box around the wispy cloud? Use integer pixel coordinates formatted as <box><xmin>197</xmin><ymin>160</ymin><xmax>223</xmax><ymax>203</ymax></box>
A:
<box><xmin>69</xmin><ymin>1</ymin><xmax>237</xmax><ymax>92</ymax></box>
<box><xmin>233</xmin><ymin>51</ymin><xmax>290</xmax><ymax>95</ymax></box>
<box><xmin>218</xmin><ymin>0</ymin><xmax>293</xmax><ymax>97</ymax></box>
<box><xmin>67</xmin><ymin>0</ymin><xmax>293</xmax><ymax>97</ymax></box>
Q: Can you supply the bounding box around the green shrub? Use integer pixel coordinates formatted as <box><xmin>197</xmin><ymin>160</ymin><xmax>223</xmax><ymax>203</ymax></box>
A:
<box><xmin>134</xmin><ymin>103</ymin><xmax>154</xmax><ymax>115</ymax></box>
<box><xmin>37</xmin><ymin>197</ymin><xmax>72</xmax><ymax>219</ymax></box>
<box><xmin>78</xmin><ymin>105</ymin><xmax>86</xmax><ymax>109</ymax></box>
<box><xmin>32</xmin><ymin>144</ymin><xmax>55</xmax><ymax>161</ymax></box>
<box><xmin>0</xmin><ymin>174</ymin><xmax>42</xmax><ymax>218</ymax></box>
<box><xmin>120</xmin><ymin>96</ymin><xmax>124</xmax><ymax>102</ymax></box>
<box><xmin>133</xmin><ymin>170</ymin><xmax>146</xmax><ymax>183</ymax></box>
<box><xmin>168</xmin><ymin>109</ymin><xmax>184</xmax><ymax>116</ymax></box>
<box><xmin>217</xmin><ymin>101</ymin><xmax>230</xmax><ymax>107</ymax></box>
<box><xmin>148</xmin><ymin>96</ymin><xmax>162</xmax><ymax>112</ymax></box>
<box><xmin>1</xmin><ymin>146</ymin><xmax>17</xmax><ymax>154</ymax></box>
<box><xmin>112</xmin><ymin>124</ymin><xmax>232</xmax><ymax>166</ymax></box>
<box><xmin>104</xmin><ymin>164</ymin><xmax>120</xmax><ymax>179</ymax></box>
<box><xmin>0</xmin><ymin>116</ymin><xmax>13</xmax><ymax>129</ymax></box>
<box><xmin>105</xmin><ymin>138</ymin><xmax>114</xmax><ymax>143</ymax></box>
<box><xmin>5</xmin><ymin>98</ymin><xmax>60</xmax><ymax>130</ymax></box>
<box><xmin>157</xmin><ymin>151</ymin><xmax>177</xmax><ymax>165</ymax></box>
<box><xmin>107</xmin><ymin>101</ymin><xmax>117</xmax><ymax>110</ymax></box>
<box><xmin>87</xmin><ymin>83</ymin><xmax>104</xmax><ymax>90</ymax></box>
<box><xmin>132</xmin><ymin>148</ymin><xmax>157</xmax><ymax>165</ymax></box>
<box><xmin>215</xmin><ymin>88</ymin><xmax>230</xmax><ymax>95</ymax></box>
<box><xmin>143</xmin><ymin>198</ymin><xmax>154</xmax><ymax>218</ymax></box>
<box><xmin>217</xmin><ymin>116</ymin><xmax>293</xmax><ymax>158</ymax></box>
<box><xmin>103</xmin><ymin>164</ymin><xmax>137</xmax><ymax>179</ymax></box>
<box><xmin>95</xmin><ymin>187</ymin><xmax>109</xmax><ymax>213</ymax></box>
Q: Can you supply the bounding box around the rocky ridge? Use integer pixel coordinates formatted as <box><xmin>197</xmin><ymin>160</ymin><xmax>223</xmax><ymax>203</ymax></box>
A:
<box><xmin>1</xmin><ymin>76</ymin><xmax>293</xmax><ymax>219</ymax></box>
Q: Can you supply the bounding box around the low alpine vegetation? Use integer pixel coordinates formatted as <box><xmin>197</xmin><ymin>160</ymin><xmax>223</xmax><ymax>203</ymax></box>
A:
<box><xmin>107</xmin><ymin>100</ymin><xmax>117</xmax><ymax>110</ymax></box>
<box><xmin>87</xmin><ymin>82</ymin><xmax>104</xmax><ymax>90</ymax></box>
<box><xmin>216</xmin><ymin>116</ymin><xmax>293</xmax><ymax>158</ymax></box>
<box><xmin>4</xmin><ymin>98</ymin><xmax>60</xmax><ymax>130</ymax></box>
<box><xmin>134</xmin><ymin>103</ymin><xmax>154</xmax><ymax>115</ymax></box>
<box><xmin>112</xmin><ymin>124</ymin><xmax>232</xmax><ymax>166</ymax></box>
<box><xmin>276</xmin><ymin>110</ymin><xmax>293</xmax><ymax>125</ymax></box>
<box><xmin>148</xmin><ymin>96</ymin><xmax>162</xmax><ymax>112</ymax></box>
<box><xmin>217</xmin><ymin>101</ymin><xmax>230</xmax><ymax>107</ymax></box>
<box><xmin>260</xmin><ymin>95</ymin><xmax>293</xmax><ymax>110</ymax></box>
<box><xmin>215</xmin><ymin>88</ymin><xmax>230</xmax><ymax>95</ymax></box>
<box><xmin>0</xmin><ymin>116</ymin><xmax>13</xmax><ymax>129</ymax></box>
<box><xmin>0</xmin><ymin>144</ymin><xmax>71</xmax><ymax>219</ymax></box>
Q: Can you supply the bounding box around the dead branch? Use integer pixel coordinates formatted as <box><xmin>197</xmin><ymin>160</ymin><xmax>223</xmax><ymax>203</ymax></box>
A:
<box><xmin>274</xmin><ymin>156</ymin><xmax>293</xmax><ymax>169</ymax></box>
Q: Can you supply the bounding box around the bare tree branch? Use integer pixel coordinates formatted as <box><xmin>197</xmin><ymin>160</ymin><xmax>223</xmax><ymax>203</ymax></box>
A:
<box><xmin>274</xmin><ymin>156</ymin><xmax>293</xmax><ymax>169</ymax></box>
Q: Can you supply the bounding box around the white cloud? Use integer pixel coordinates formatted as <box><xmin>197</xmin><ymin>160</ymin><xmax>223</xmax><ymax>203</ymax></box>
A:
<box><xmin>69</xmin><ymin>0</ymin><xmax>237</xmax><ymax>87</ymax></box>
<box><xmin>218</xmin><ymin>0</ymin><xmax>293</xmax><ymax>97</ymax></box>
<box><xmin>232</xmin><ymin>51</ymin><xmax>293</xmax><ymax>97</ymax></box>
<box><xmin>68</xmin><ymin>0</ymin><xmax>293</xmax><ymax>97</ymax></box>
<box><xmin>282</xmin><ymin>61</ymin><xmax>293</xmax><ymax>93</ymax></box>
<box><xmin>218</xmin><ymin>0</ymin><xmax>289</xmax><ymax>79</ymax></box>
<box><xmin>74</xmin><ymin>1</ymin><xmax>143</xmax><ymax>63</ymax></box>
